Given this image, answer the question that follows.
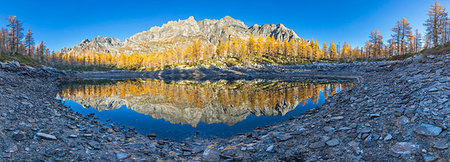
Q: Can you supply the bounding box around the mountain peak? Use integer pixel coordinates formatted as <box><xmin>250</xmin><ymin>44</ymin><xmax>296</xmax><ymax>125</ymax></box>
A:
<box><xmin>62</xmin><ymin>16</ymin><xmax>299</xmax><ymax>54</ymax></box>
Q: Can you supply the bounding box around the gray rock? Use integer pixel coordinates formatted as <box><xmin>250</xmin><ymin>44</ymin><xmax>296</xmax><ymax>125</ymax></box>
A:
<box><xmin>437</xmin><ymin>98</ymin><xmax>448</xmax><ymax>104</ymax></box>
<box><xmin>0</xmin><ymin>62</ymin><xmax>7</xmax><ymax>69</ymax></box>
<box><xmin>275</xmin><ymin>133</ymin><xmax>292</xmax><ymax>141</ymax></box>
<box><xmin>4</xmin><ymin>144</ymin><xmax>18</xmax><ymax>153</ymax></box>
<box><xmin>266</xmin><ymin>145</ymin><xmax>275</xmax><ymax>152</ymax></box>
<box><xmin>88</xmin><ymin>141</ymin><xmax>101</xmax><ymax>150</ymax></box>
<box><xmin>68</xmin><ymin>134</ymin><xmax>78</xmax><ymax>138</ymax></box>
<box><xmin>326</xmin><ymin>139</ymin><xmax>340</xmax><ymax>147</ymax></box>
<box><xmin>323</xmin><ymin>126</ymin><xmax>335</xmax><ymax>133</ymax></box>
<box><xmin>331</xmin><ymin>116</ymin><xmax>344</xmax><ymax>120</ymax></box>
<box><xmin>428</xmin><ymin>88</ymin><xmax>438</xmax><ymax>92</ymax></box>
<box><xmin>384</xmin><ymin>134</ymin><xmax>393</xmax><ymax>141</ymax></box>
<box><xmin>309</xmin><ymin>141</ymin><xmax>325</xmax><ymax>149</ymax></box>
<box><xmin>359</xmin><ymin>128</ymin><xmax>372</xmax><ymax>133</ymax></box>
<box><xmin>202</xmin><ymin>148</ymin><xmax>220</xmax><ymax>162</ymax></box>
<box><xmin>396</xmin><ymin>116</ymin><xmax>410</xmax><ymax>126</ymax></box>
<box><xmin>369</xmin><ymin>114</ymin><xmax>380</xmax><ymax>118</ymax></box>
<box><xmin>9</xmin><ymin>61</ymin><xmax>20</xmax><ymax>67</ymax></box>
<box><xmin>115</xmin><ymin>151</ymin><xmax>130</xmax><ymax>160</ymax></box>
<box><xmin>422</xmin><ymin>154</ymin><xmax>437</xmax><ymax>162</ymax></box>
<box><xmin>36</xmin><ymin>133</ymin><xmax>57</xmax><ymax>140</ymax></box>
<box><xmin>433</xmin><ymin>139</ymin><xmax>448</xmax><ymax>149</ymax></box>
<box><xmin>391</xmin><ymin>142</ymin><xmax>418</xmax><ymax>154</ymax></box>
<box><xmin>414</xmin><ymin>124</ymin><xmax>442</xmax><ymax>136</ymax></box>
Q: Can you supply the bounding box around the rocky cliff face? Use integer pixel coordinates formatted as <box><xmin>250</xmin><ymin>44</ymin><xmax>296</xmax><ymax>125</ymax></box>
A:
<box><xmin>61</xmin><ymin>16</ymin><xmax>299</xmax><ymax>54</ymax></box>
<box><xmin>60</xmin><ymin>36</ymin><xmax>124</xmax><ymax>54</ymax></box>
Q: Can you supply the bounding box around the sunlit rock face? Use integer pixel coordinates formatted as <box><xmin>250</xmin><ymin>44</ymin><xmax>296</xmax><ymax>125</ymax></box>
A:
<box><xmin>60</xmin><ymin>16</ymin><xmax>299</xmax><ymax>54</ymax></box>
<box><xmin>58</xmin><ymin>80</ymin><xmax>353</xmax><ymax>127</ymax></box>
<box><xmin>60</xmin><ymin>36</ymin><xmax>124</xmax><ymax>54</ymax></box>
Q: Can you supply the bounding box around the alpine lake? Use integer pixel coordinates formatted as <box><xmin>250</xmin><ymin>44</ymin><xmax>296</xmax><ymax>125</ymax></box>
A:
<box><xmin>58</xmin><ymin>79</ymin><xmax>355</xmax><ymax>141</ymax></box>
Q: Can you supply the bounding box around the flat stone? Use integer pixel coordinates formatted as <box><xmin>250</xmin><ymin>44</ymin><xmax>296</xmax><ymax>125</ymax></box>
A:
<box><xmin>339</xmin><ymin>127</ymin><xmax>351</xmax><ymax>131</ymax></box>
<box><xmin>266</xmin><ymin>145</ymin><xmax>275</xmax><ymax>152</ymax></box>
<box><xmin>88</xmin><ymin>141</ymin><xmax>101</xmax><ymax>150</ymax></box>
<box><xmin>437</xmin><ymin>98</ymin><xmax>448</xmax><ymax>104</ymax></box>
<box><xmin>68</xmin><ymin>134</ymin><xmax>78</xmax><ymax>138</ymax></box>
<box><xmin>391</xmin><ymin>142</ymin><xmax>418</xmax><ymax>154</ymax></box>
<box><xmin>183</xmin><ymin>151</ymin><xmax>192</xmax><ymax>156</ymax></box>
<box><xmin>12</xmin><ymin>132</ymin><xmax>26</xmax><ymax>141</ymax></box>
<box><xmin>202</xmin><ymin>148</ymin><xmax>220</xmax><ymax>162</ymax></box>
<box><xmin>326</xmin><ymin>139</ymin><xmax>340</xmax><ymax>147</ymax></box>
<box><xmin>359</xmin><ymin>128</ymin><xmax>372</xmax><ymax>133</ymax></box>
<box><xmin>36</xmin><ymin>133</ymin><xmax>57</xmax><ymax>140</ymax></box>
<box><xmin>331</xmin><ymin>116</ymin><xmax>344</xmax><ymax>120</ymax></box>
<box><xmin>384</xmin><ymin>134</ymin><xmax>393</xmax><ymax>141</ymax></box>
<box><xmin>428</xmin><ymin>88</ymin><xmax>438</xmax><ymax>92</ymax></box>
<box><xmin>422</xmin><ymin>154</ymin><xmax>437</xmax><ymax>162</ymax></box>
<box><xmin>192</xmin><ymin>147</ymin><xmax>204</xmax><ymax>153</ymax></box>
<box><xmin>369</xmin><ymin>114</ymin><xmax>380</xmax><ymax>118</ymax></box>
<box><xmin>433</xmin><ymin>139</ymin><xmax>448</xmax><ymax>149</ymax></box>
<box><xmin>414</xmin><ymin>124</ymin><xmax>442</xmax><ymax>136</ymax></box>
<box><xmin>323</xmin><ymin>126</ymin><xmax>335</xmax><ymax>133</ymax></box>
<box><xmin>275</xmin><ymin>133</ymin><xmax>293</xmax><ymax>141</ymax></box>
<box><xmin>0</xmin><ymin>62</ymin><xmax>7</xmax><ymax>69</ymax></box>
<box><xmin>4</xmin><ymin>144</ymin><xmax>18</xmax><ymax>153</ymax></box>
<box><xmin>115</xmin><ymin>151</ymin><xmax>129</xmax><ymax>160</ymax></box>
<box><xmin>0</xmin><ymin>153</ymin><xmax>11</xmax><ymax>158</ymax></box>
<box><xmin>309</xmin><ymin>141</ymin><xmax>325</xmax><ymax>149</ymax></box>
<box><xmin>396</xmin><ymin>116</ymin><xmax>410</xmax><ymax>126</ymax></box>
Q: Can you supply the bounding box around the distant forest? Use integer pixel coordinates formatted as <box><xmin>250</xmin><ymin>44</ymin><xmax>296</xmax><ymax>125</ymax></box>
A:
<box><xmin>0</xmin><ymin>1</ymin><xmax>449</xmax><ymax>70</ymax></box>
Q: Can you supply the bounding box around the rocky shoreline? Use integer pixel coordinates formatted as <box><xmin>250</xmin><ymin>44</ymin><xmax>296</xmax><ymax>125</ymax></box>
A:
<box><xmin>0</xmin><ymin>54</ymin><xmax>448</xmax><ymax>161</ymax></box>
<box><xmin>74</xmin><ymin>63</ymin><xmax>370</xmax><ymax>82</ymax></box>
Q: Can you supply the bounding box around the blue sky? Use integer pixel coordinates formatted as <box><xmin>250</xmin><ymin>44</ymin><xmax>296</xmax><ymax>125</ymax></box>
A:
<box><xmin>0</xmin><ymin>0</ymin><xmax>449</xmax><ymax>51</ymax></box>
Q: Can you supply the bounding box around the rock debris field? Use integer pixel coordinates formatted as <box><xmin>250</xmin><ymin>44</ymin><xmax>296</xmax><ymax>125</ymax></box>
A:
<box><xmin>0</xmin><ymin>54</ymin><xmax>448</xmax><ymax>161</ymax></box>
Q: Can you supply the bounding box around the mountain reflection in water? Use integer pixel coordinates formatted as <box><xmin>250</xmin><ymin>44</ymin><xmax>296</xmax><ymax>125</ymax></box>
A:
<box><xmin>58</xmin><ymin>79</ymin><xmax>354</xmax><ymax>140</ymax></box>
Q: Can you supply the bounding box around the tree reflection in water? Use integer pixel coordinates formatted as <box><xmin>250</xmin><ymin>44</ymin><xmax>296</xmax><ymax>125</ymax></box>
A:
<box><xmin>58</xmin><ymin>79</ymin><xmax>354</xmax><ymax>127</ymax></box>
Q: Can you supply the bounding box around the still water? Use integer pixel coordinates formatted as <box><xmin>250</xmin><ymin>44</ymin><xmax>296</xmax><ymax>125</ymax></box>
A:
<box><xmin>58</xmin><ymin>79</ymin><xmax>354</xmax><ymax>141</ymax></box>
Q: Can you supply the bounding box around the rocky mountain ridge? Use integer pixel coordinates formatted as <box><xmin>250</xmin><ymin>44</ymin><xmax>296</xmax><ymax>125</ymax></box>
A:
<box><xmin>60</xmin><ymin>16</ymin><xmax>299</xmax><ymax>54</ymax></box>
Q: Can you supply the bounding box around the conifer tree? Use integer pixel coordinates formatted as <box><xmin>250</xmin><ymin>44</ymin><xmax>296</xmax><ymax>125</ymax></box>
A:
<box><xmin>424</xmin><ymin>1</ymin><xmax>448</xmax><ymax>46</ymax></box>
<box><xmin>391</xmin><ymin>17</ymin><xmax>412</xmax><ymax>55</ymax></box>
<box><xmin>24</xmin><ymin>29</ymin><xmax>34</xmax><ymax>56</ymax></box>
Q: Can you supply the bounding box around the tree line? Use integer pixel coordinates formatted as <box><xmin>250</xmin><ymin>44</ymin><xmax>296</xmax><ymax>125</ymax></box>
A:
<box><xmin>1</xmin><ymin>1</ymin><xmax>449</xmax><ymax>69</ymax></box>
<box><xmin>0</xmin><ymin>16</ymin><xmax>50</xmax><ymax>62</ymax></box>
<box><xmin>366</xmin><ymin>1</ymin><xmax>449</xmax><ymax>58</ymax></box>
